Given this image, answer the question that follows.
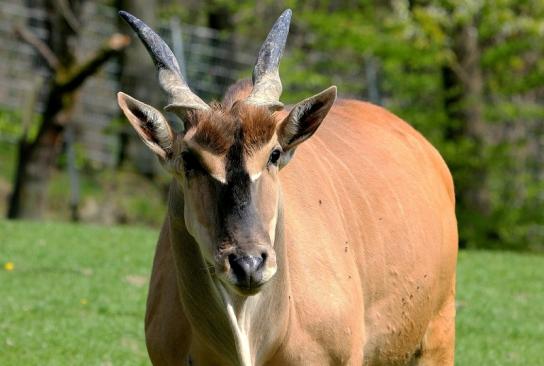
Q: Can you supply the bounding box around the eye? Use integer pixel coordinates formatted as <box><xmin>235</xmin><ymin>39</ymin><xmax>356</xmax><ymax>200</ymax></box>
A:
<box><xmin>269</xmin><ymin>148</ymin><xmax>281</xmax><ymax>166</ymax></box>
<box><xmin>181</xmin><ymin>151</ymin><xmax>203</xmax><ymax>174</ymax></box>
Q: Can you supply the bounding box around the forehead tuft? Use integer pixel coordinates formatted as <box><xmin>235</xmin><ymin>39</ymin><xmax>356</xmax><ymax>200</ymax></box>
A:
<box><xmin>185</xmin><ymin>102</ymin><xmax>277</xmax><ymax>155</ymax></box>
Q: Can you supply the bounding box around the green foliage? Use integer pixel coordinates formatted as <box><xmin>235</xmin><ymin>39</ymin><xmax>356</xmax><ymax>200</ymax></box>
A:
<box><xmin>0</xmin><ymin>142</ymin><xmax>16</xmax><ymax>182</ymax></box>
<box><xmin>149</xmin><ymin>1</ymin><xmax>544</xmax><ymax>250</ymax></box>
<box><xmin>0</xmin><ymin>109</ymin><xmax>41</xmax><ymax>144</ymax></box>
<box><xmin>0</xmin><ymin>110</ymin><xmax>22</xmax><ymax>140</ymax></box>
<box><xmin>2</xmin><ymin>1</ymin><xmax>541</xmax><ymax>250</ymax></box>
<box><xmin>1</xmin><ymin>221</ymin><xmax>543</xmax><ymax>364</ymax></box>
<box><xmin>273</xmin><ymin>0</ymin><xmax>544</xmax><ymax>251</ymax></box>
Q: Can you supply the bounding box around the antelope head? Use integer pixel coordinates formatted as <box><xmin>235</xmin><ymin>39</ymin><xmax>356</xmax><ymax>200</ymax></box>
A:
<box><xmin>117</xmin><ymin>10</ymin><xmax>336</xmax><ymax>296</ymax></box>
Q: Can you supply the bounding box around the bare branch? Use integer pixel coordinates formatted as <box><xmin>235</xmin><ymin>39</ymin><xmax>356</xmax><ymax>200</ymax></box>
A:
<box><xmin>14</xmin><ymin>24</ymin><xmax>59</xmax><ymax>70</ymax></box>
<box><xmin>448</xmin><ymin>59</ymin><xmax>470</xmax><ymax>85</ymax></box>
<box><xmin>444</xmin><ymin>49</ymin><xmax>470</xmax><ymax>85</ymax></box>
<box><xmin>53</xmin><ymin>0</ymin><xmax>80</xmax><ymax>33</ymax></box>
<box><xmin>57</xmin><ymin>34</ymin><xmax>130</xmax><ymax>92</ymax></box>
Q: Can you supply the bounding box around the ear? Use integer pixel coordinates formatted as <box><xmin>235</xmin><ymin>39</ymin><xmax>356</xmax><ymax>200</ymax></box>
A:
<box><xmin>277</xmin><ymin>86</ymin><xmax>336</xmax><ymax>155</ymax></box>
<box><xmin>117</xmin><ymin>92</ymin><xmax>174</xmax><ymax>160</ymax></box>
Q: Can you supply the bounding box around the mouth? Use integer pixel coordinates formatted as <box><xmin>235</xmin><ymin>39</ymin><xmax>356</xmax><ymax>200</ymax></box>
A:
<box><xmin>216</xmin><ymin>272</ymin><xmax>268</xmax><ymax>296</ymax></box>
<box><xmin>231</xmin><ymin>281</ymin><xmax>265</xmax><ymax>296</ymax></box>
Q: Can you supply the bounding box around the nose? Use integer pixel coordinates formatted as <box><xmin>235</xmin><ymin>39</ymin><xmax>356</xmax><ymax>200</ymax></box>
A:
<box><xmin>228</xmin><ymin>253</ymin><xmax>266</xmax><ymax>289</ymax></box>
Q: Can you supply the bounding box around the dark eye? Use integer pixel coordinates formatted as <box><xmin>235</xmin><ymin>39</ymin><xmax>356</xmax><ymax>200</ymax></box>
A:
<box><xmin>269</xmin><ymin>149</ymin><xmax>281</xmax><ymax>166</ymax></box>
<box><xmin>181</xmin><ymin>151</ymin><xmax>203</xmax><ymax>174</ymax></box>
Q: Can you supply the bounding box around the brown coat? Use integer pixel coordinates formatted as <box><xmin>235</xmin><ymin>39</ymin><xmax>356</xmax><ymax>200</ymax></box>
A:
<box><xmin>144</xmin><ymin>100</ymin><xmax>457</xmax><ymax>365</ymax></box>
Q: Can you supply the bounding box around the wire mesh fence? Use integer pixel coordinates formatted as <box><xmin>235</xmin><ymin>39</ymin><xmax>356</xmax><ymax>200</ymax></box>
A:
<box><xmin>164</xmin><ymin>19</ymin><xmax>258</xmax><ymax>102</ymax></box>
<box><xmin>0</xmin><ymin>0</ymin><xmax>50</xmax><ymax>121</ymax></box>
<box><xmin>0</xmin><ymin>0</ymin><xmax>120</xmax><ymax>167</ymax></box>
<box><xmin>0</xmin><ymin>0</ymin><xmax>257</xmax><ymax>167</ymax></box>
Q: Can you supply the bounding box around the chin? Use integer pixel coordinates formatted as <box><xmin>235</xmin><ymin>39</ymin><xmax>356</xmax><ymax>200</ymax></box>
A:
<box><xmin>231</xmin><ymin>283</ymin><xmax>266</xmax><ymax>296</ymax></box>
<box><xmin>217</xmin><ymin>275</ymin><xmax>268</xmax><ymax>297</ymax></box>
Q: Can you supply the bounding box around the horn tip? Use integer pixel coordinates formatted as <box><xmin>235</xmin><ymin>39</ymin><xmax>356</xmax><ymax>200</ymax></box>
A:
<box><xmin>282</xmin><ymin>9</ymin><xmax>292</xmax><ymax>18</ymax></box>
<box><xmin>279</xmin><ymin>9</ymin><xmax>292</xmax><ymax>24</ymax></box>
<box><xmin>118</xmin><ymin>10</ymin><xmax>130</xmax><ymax>19</ymax></box>
<box><xmin>118</xmin><ymin>10</ymin><xmax>139</xmax><ymax>25</ymax></box>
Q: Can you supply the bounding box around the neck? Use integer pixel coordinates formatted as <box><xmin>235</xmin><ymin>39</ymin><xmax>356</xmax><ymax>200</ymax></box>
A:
<box><xmin>167</xmin><ymin>182</ymin><xmax>290</xmax><ymax>366</ymax></box>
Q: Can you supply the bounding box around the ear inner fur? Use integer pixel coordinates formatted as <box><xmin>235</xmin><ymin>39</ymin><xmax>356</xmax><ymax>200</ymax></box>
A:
<box><xmin>117</xmin><ymin>92</ymin><xmax>173</xmax><ymax>159</ymax></box>
<box><xmin>278</xmin><ymin>86</ymin><xmax>337</xmax><ymax>151</ymax></box>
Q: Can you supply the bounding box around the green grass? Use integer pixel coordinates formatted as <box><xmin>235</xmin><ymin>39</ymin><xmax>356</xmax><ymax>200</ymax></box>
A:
<box><xmin>0</xmin><ymin>220</ymin><xmax>155</xmax><ymax>365</ymax></box>
<box><xmin>1</xmin><ymin>220</ymin><xmax>543</xmax><ymax>365</ymax></box>
<box><xmin>456</xmin><ymin>250</ymin><xmax>544</xmax><ymax>365</ymax></box>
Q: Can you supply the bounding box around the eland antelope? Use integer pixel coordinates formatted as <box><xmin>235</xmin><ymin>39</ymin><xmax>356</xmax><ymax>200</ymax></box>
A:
<box><xmin>117</xmin><ymin>9</ymin><xmax>457</xmax><ymax>366</ymax></box>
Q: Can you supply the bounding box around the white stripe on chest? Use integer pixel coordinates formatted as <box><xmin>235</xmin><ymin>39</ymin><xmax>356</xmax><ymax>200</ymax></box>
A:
<box><xmin>218</xmin><ymin>284</ymin><xmax>254</xmax><ymax>366</ymax></box>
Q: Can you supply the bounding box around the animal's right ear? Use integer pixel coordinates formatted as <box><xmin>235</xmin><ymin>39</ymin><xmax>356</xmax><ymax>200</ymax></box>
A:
<box><xmin>117</xmin><ymin>92</ymin><xmax>174</xmax><ymax>160</ymax></box>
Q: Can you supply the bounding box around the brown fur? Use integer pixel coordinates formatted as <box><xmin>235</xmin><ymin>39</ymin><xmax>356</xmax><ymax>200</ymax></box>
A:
<box><xmin>222</xmin><ymin>79</ymin><xmax>253</xmax><ymax>109</ymax></box>
<box><xmin>185</xmin><ymin>97</ymin><xmax>277</xmax><ymax>156</ymax></box>
<box><xmin>141</xmin><ymin>98</ymin><xmax>457</xmax><ymax>366</ymax></box>
<box><xmin>186</xmin><ymin>106</ymin><xmax>237</xmax><ymax>155</ymax></box>
<box><xmin>237</xmin><ymin>103</ymin><xmax>277</xmax><ymax>154</ymax></box>
<box><xmin>118</xmin><ymin>79</ymin><xmax>457</xmax><ymax>365</ymax></box>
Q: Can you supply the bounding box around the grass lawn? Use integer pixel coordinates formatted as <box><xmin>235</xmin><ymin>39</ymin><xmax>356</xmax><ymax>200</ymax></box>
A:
<box><xmin>1</xmin><ymin>220</ymin><xmax>543</xmax><ymax>365</ymax></box>
<box><xmin>1</xmin><ymin>220</ymin><xmax>155</xmax><ymax>365</ymax></box>
<box><xmin>455</xmin><ymin>250</ymin><xmax>544</xmax><ymax>365</ymax></box>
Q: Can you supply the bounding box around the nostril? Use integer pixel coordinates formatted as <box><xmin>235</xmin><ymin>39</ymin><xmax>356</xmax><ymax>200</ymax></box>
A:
<box><xmin>228</xmin><ymin>255</ymin><xmax>254</xmax><ymax>285</ymax></box>
<box><xmin>228</xmin><ymin>254</ymin><xmax>245</xmax><ymax>280</ymax></box>
<box><xmin>258</xmin><ymin>252</ymin><xmax>267</xmax><ymax>270</ymax></box>
<box><xmin>228</xmin><ymin>254</ymin><xmax>236</xmax><ymax>266</ymax></box>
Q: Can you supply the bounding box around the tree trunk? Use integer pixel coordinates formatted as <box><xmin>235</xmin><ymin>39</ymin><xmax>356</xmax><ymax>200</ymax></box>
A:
<box><xmin>8</xmin><ymin>1</ymin><xmax>78</xmax><ymax>219</ymax></box>
<box><xmin>441</xmin><ymin>15</ymin><xmax>492</xmax><ymax>244</ymax></box>
<box><xmin>9</xmin><ymin>105</ymin><xmax>73</xmax><ymax>218</ymax></box>
<box><xmin>456</xmin><ymin>24</ymin><xmax>489</xmax><ymax>213</ymax></box>
<box><xmin>7</xmin><ymin>1</ymin><xmax>128</xmax><ymax>219</ymax></box>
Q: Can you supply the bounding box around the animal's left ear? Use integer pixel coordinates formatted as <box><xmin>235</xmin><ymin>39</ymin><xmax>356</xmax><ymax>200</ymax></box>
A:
<box><xmin>277</xmin><ymin>86</ymin><xmax>336</xmax><ymax>154</ymax></box>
